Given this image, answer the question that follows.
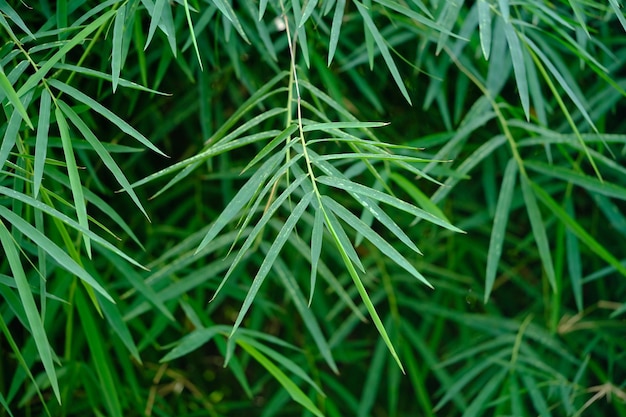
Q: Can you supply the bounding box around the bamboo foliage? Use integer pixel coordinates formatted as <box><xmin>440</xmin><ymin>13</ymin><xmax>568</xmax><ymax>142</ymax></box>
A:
<box><xmin>1</xmin><ymin>1</ymin><xmax>625</xmax><ymax>416</ymax></box>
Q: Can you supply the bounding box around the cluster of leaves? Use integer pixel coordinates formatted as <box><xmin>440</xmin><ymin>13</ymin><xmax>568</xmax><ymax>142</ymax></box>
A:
<box><xmin>1</xmin><ymin>0</ymin><xmax>626</xmax><ymax>416</ymax></box>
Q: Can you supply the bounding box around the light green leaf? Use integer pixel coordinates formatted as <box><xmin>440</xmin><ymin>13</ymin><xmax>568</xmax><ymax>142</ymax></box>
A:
<box><xmin>196</xmin><ymin>152</ymin><xmax>283</xmax><ymax>253</ymax></box>
<box><xmin>354</xmin><ymin>0</ymin><xmax>412</xmax><ymax>104</ymax></box>
<box><xmin>520</xmin><ymin>176</ymin><xmax>556</xmax><ymax>292</ymax></box>
<box><xmin>211</xmin><ymin>0</ymin><xmax>250</xmax><ymax>43</ymax></box>
<box><xmin>48</xmin><ymin>79</ymin><xmax>166</xmax><ymax>157</ymax></box>
<box><xmin>328</xmin><ymin>0</ymin><xmax>346</xmax><ymax>65</ymax></box>
<box><xmin>17</xmin><ymin>9</ymin><xmax>117</xmax><ymax>96</ymax></box>
<box><xmin>0</xmin><ymin>222</ymin><xmax>61</xmax><ymax>404</ymax></box>
<box><xmin>33</xmin><ymin>89</ymin><xmax>51</xmax><ymax>198</ymax></box>
<box><xmin>299</xmin><ymin>0</ymin><xmax>319</xmax><ymax>28</ymax></box>
<box><xmin>272</xmin><ymin>249</ymin><xmax>338</xmax><ymax>373</ymax></box>
<box><xmin>58</xmin><ymin>101</ymin><xmax>150</xmax><ymax>220</ymax></box>
<box><xmin>230</xmin><ymin>192</ymin><xmax>314</xmax><ymax>337</ymax></box>
<box><xmin>485</xmin><ymin>158</ymin><xmax>518</xmax><ymax>302</ymax></box>
<box><xmin>504</xmin><ymin>21</ymin><xmax>530</xmax><ymax>120</ymax></box>
<box><xmin>0</xmin><ymin>206</ymin><xmax>114</xmax><ymax>303</ymax></box>
<box><xmin>111</xmin><ymin>4</ymin><xmax>125</xmax><ymax>92</ymax></box>
<box><xmin>324</xmin><ymin>196</ymin><xmax>431</xmax><ymax>287</ymax></box>
<box><xmin>525</xmin><ymin>161</ymin><xmax>626</xmax><ymax>201</ymax></box>
<box><xmin>182</xmin><ymin>0</ymin><xmax>203</xmax><ymax>70</ymax></box>
<box><xmin>309</xmin><ymin>204</ymin><xmax>324</xmax><ymax>306</ymax></box>
<box><xmin>0</xmin><ymin>186</ymin><xmax>146</xmax><ymax>270</ymax></box>
<box><xmin>316</xmin><ymin>176</ymin><xmax>464</xmax><ymax>233</ymax></box>
<box><xmin>56</xmin><ymin>106</ymin><xmax>91</xmax><ymax>256</ymax></box>
<box><xmin>477</xmin><ymin>0</ymin><xmax>492</xmax><ymax>59</ymax></box>
<box><xmin>609</xmin><ymin>0</ymin><xmax>626</xmax><ymax>32</ymax></box>
<box><xmin>0</xmin><ymin>64</ymin><xmax>33</xmax><ymax>129</ymax></box>
<box><xmin>238</xmin><ymin>340</ymin><xmax>324</xmax><ymax>417</ymax></box>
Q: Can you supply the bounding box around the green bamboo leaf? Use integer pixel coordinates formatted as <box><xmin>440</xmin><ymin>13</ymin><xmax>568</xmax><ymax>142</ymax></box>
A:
<box><xmin>0</xmin><ymin>222</ymin><xmax>61</xmax><ymax>404</ymax></box>
<box><xmin>525</xmin><ymin>161</ymin><xmax>626</xmax><ymax>201</ymax></box>
<box><xmin>498</xmin><ymin>0</ymin><xmax>509</xmax><ymax>20</ymax></box>
<box><xmin>321</xmin><ymin>204</ymin><xmax>405</xmax><ymax>372</ymax></box>
<box><xmin>302</xmin><ymin>121</ymin><xmax>389</xmax><ymax>132</ymax></box>
<box><xmin>358</xmin><ymin>333</ymin><xmax>389</xmax><ymax>417</ymax></box>
<box><xmin>211</xmin><ymin>0</ymin><xmax>250</xmax><ymax>43</ymax></box>
<box><xmin>145</xmin><ymin>0</ymin><xmax>167</xmax><ymax>50</ymax></box>
<box><xmin>259</xmin><ymin>0</ymin><xmax>269</xmax><ymax>19</ymax></box>
<box><xmin>0</xmin><ymin>186</ymin><xmax>146</xmax><ymax>270</ymax></box>
<box><xmin>55</xmin><ymin>106</ymin><xmax>91</xmax><ymax>256</ymax></box>
<box><xmin>230</xmin><ymin>192</ymin><xmax>313</xmax><ymax>337</ymax></box>
<box><xmin>309</xmin><ymin>205</ymin><xmax>324</xmax><ymax>306</ymax></box>
<box><xmin>299</xmin><ymin>0</ymin><xmax>319</xmax><ymax>28</ymax></box>
<box><xmin>237</xmin><ymin>334</ymin><xmax>324</xmax><ymax>394</ymax></box>
<box><xmin>0</xmin><ymin>0</ymin><xmax>34</xmax><ymax>38</ymax></box>
<box><xmin>97</xmin><ymin>293</ymin><xmax>141</xmax><ymax>363</ymax></box>
<box><xmin>324</xmin><ymin>196</ymin><xmax>431</xmax><ymax>287</ymax></box>
<box><xmin>161</xmin><ymin>326</ymin><xmax>226</xmax><ymax>362</ymax></box>
<box><xmin>354</xmin><ymin>0</ymin><xmax>412</xmax><ymax>104</ymax></box>
<box><xmin>520</xmin><ymin>176</ymin><xmax>556</xmax><ymax>292</ymax></box>
<box><xmin>196</xmin><ymin>152</ymin><xmax>283</xmax><ymax>253</ymax></box>
<box><xmin>463</xmin><ymin>368</ymin><xmax>508</xmax><ymax>417</ymax></box>
<box><xmin>504</xmin><ymin>21</ymin><xmax>530</xmax><ymax>120</ymax></box>
<box><xmin>316</xmin><ymin>176</ymin><xmax>464</xmax><ymax>233</ymax></box>
<box><xmin>182</xmin><ymin>0</ymin><xmax>203</xmax><ymax>70</ymax></box>
<box><xmin>33</xmin><ymin>89</ymin><xmax>51</xmax><ymax>198</ymax></box>
<box><xmin>271</xmin><ymin>254</ymin><xmax>338</xmax><ymax>373</ymax></box>
<box><xmin>17</xmin><ymin>9</ymin><xmax>117</xmax><ymax>96</ymax></box>
<box><xmin>609</xmin><ymin>0</ymin><xmax>626</xmax><ymax>32</ymax></box>
<box><xmin>485</xmin><ymin>158</ymin><xmax>518</xmax><ymax>302</ymax></box>
<box><xmin>75</xmin><ymin>290</ymin><xmax>123</xmax><ymax>417</ymax></box>
<box><xmin>58</xmin><ymin>101</ymin><xmax>150</xmax><ymax>220</ymax></box>
<box><xmin>521</xmin><ymin>374</ymin><xmax>551</xmax><ymax>417</ymax></box>
<box><xmin>531</xmin><ymin>182</ymin><xmax>626</xmax><ymax>277</ymax></box>
<box><xmin>565</xmin><ymin>199</ymin><xmax>583</xmax><ymax>312</ymax></box>
<box><xmin>388</xmin><ymin>173</ymin><xmax>450</xmax><ymax>223</ymax></box>
<box><xmin>238</xmin><ymin>340</ymin><xmax>324</xmax><ymax>417</ymax></box>
<box><xmin>48</xmin><ymin>79</ymin><xmax>167</xmax><ymax>157</ymax></box>
<box><xmin>0</xmin><ymin>315</ymin><xmax>50</xmax><ymax>416</ymax></box>
<box><xmin>435</xmin><ymin>0</ymin><xmax>464</xmax><ymax>55</ymax></box>
<box><xmin>111</xmin><ymin>4</ymin><xmax>125</xmax><ymax>92</ymax></box>
<box><xmin>328</xmin><ymin>0</ymin><xmax>346</xmax><ymax>65</ymax></box>
<box><xmin>0</xmin><ymin>64</ymin><xmax>33</xmax><ymax>129</ymax></box>
<box><xmin>0</xmin><ymin>206</ymin><xmax>114</xmax><ymax>303</ymax></box>
<box><xmin>0</xmin><ymin>108</ymin><xmax>23</xmax><ymax>171</ymax></box>
<box><xmin>241</xmin><ymin>125</ymin><xmax>298</xmax><ymax>174</ymax></box>
<box><xmin>477</xmin><ymin>0</ymin><xmax>492</xmax><ymax>59</ymax></box>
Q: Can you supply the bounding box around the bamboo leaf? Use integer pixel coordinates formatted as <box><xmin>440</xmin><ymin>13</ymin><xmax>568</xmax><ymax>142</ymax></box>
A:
<box><xmin>0</xmin><ymin>222</ymin><xmax>61</xmax><ymax>404</ymax></box>
<box><xmin>316</xmin><ymin>176</ymin><xmax>464</xmax><ymax>233</ymax></box>
<box><xmin>520</xmin><ymin>175</ymin><xmax>556</xmax><ymax>292</ymax></box>
<box><xmin>230</xmin><ymin>192</ymin><xmax>313</xmax><ymax>337</ymax></box>
<box><xmin>504</xmin><ymin>21</ymin><xmax>530</xmax><ymax>120</ymax></box>
<box><xmin>477</xmin><ymin>0</ymin><xmax>492</xmax><ymax>59</ymax></box>
<box><xmin>0</xmin><ymin>206</ymin><xmax>114</xmax><ymax>303</ymax></box>
<box><xmin>33</xmin><ymin>89</ymin><xmax>51</xmax><ymax>198</ymax></box>
<box><xmin>55</xmin><ymin>106</ymin><xmax>91</xmax><ymax>256</ymax></box>
<box><xmin>309</xmin><ymin>203</ymin><xmax>324</xmax><ymax>306</ymax></box>
<box><xmin>0</xmin><ymin>64</ymin><xmax>33</xmax><ymax>129</ymax></box>
<box><xmin>485</xmin><ymin>158</ymin><xmax>518</xmax><ymax>302</ymax></box>
<box><xmin>58</xmin><ymin>101</ymin><xmax>150</xmax><ymax>220</ymax></box>
<box><xmin>238</xmin><ymin>340</ymin><xmax>324</xmax><ymax>417</ymax></box>
<box><xmin>328</xmin><ymin>0</ymin><xmax>346</xmax><ymax>65</ymax></box>
<box><xmin>324</xmin><ymin>196</ymin><xmax>431</xmax><ymax>288</ymax></box>
<box><xmin>354</xmin><ymin>0</ymin><xmax>412</xmax><ymax>104</ymax></box>
<box><xmin>48</xmin><ymin>80</ymin><xmax>167</xmax><ymax>157</ymax></box>
<box><xmin>531</xmin><ymin>182</ymin><xmax>626</xmax><ymax>277</ymax></box>
<box><xmin>112</xmin><ymin>4</ymin><xmax>125</xmax><ymax>92</ymax></box>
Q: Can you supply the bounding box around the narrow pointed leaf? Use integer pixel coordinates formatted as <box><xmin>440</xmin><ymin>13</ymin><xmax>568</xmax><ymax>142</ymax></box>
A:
<box><xmin>520</xmin><ymin>176</ymin><xmax>556</xmax><ymax>291</ymax></box>
<box><xmin>33</xmin><ymin>89</ymin><xmax>51</xmax><ymax>198</ymax></box>
<box><xmin>0</xmin><ymin>222</ymin><xmax>61</xmax><ymax>403</ymax></box>
<box><xmin>485</xmin><ymin>158</ymin><xmax>518</xmax><ymax>302</ymax></box>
